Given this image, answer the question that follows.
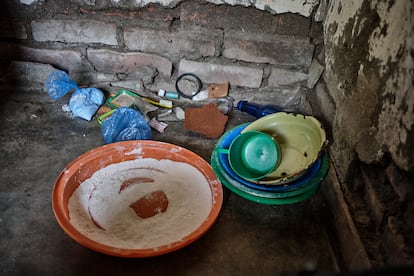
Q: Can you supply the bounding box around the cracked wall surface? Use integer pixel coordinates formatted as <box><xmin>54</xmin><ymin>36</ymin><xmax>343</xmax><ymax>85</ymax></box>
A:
<box><xmin>323</xmin><ymin>0</ymin><xmax>414</xmax><ymax>181</ymax></box>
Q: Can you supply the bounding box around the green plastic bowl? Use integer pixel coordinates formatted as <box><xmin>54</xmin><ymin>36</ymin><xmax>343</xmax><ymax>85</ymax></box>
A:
<box><xmin>216</xmin><ymin>131</ymin><xmax>281</xmax><ymax>180</ymax></box>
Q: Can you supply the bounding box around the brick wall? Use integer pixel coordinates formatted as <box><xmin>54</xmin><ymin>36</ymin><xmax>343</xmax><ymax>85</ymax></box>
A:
<box><xmin>2</xmin><ymin>0</ymin><xmax>413</xmax><ymax>267</ymax></box>
<box><xmin>0</xmin><ymin>0</ymin><xmax>324</xmax><ymax>108</ymax></box>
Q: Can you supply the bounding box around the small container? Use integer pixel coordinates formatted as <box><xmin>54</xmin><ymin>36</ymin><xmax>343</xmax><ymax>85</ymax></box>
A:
<box><xmin>158</xmin><ymin>89</ymin><xmax>179</xmax><ymax>99</ymax></box>
<box><xmin>106</xmin><ymin>90</ymin><xmax>140</xmax><ymax>109</ymax></box>
<box><xmin>236</xmin><ymin>101</ymin><xmax>283</xmax><ymax>118</ymax></box>
<box><xmin>165</xmin><ymin>91</ymin><xmax>179</xmax><ymax>99</ymax></box>
<box><xmin>97</xmin><ymin>109</ymin><xmax>116</xmax><ymax>125</ymax></box>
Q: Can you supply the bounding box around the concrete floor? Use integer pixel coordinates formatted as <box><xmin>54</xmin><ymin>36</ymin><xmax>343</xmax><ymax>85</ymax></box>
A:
<box><xmin>0</xmin><ymin>86</ymin><xmax>339</xmax><ymax>275</ymax></box>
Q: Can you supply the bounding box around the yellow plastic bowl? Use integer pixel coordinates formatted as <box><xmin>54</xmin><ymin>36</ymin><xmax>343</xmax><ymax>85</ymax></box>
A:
<box><xmin>241</xmin><ymin>112</ymin><xmax>327</xmax><ymax>185</ymax></box>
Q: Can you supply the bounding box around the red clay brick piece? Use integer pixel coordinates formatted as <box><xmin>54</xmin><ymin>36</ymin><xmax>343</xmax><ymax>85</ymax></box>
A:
<box><xmin>184</xmin><ymin>103</ymin><xmax>228</xmax><ymax>139</ymax></box>
<box><xmin>130</xmin><ymin>190</ymin><xmax>169</xmax><ymax>219</ymax></box>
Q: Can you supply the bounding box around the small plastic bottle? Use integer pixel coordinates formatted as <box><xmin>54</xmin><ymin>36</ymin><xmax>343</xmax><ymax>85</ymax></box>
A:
<box><xmin>236</xmin><ymin>101</ymin><xmax>283</xmax><ymax>118</ymax></box>
<box><xmin>158</xmin><ymin>89</ymin><xmax>179</xmax><ymax>99</ymax></box>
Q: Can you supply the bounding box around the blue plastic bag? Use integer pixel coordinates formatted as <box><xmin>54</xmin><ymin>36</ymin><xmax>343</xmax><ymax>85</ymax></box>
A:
<box><xmin>69</xmin><ymin>88</ymin><xmax>105</xmax><ymax>121</ymax></box>
<box><xmin>45</xmin><ymin>70</ymin><xmax>104</xmax><ymax>121</ymax></box>
<box><xmin>101</xmin><ymin>107</ymin><xmax>152</xmax><ymax>144</ymax></box>
<box><xmin>45</xmin><ymin>70</ymin><xmax>79</xmax><ymax>100</ymax></box>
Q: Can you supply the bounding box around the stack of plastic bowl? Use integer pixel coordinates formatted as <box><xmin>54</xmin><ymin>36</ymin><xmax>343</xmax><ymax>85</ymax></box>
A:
<box><xmin>211</xmin><ymin>112</ymin><xmax>329</xmax><ymax>205</ymax></box>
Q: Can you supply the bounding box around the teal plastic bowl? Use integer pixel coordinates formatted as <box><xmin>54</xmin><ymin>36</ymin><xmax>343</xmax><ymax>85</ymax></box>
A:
<box><xmin>216</xmin><ymin>131</ymin><xmax>281</xmax><ymax>180</ymax></box>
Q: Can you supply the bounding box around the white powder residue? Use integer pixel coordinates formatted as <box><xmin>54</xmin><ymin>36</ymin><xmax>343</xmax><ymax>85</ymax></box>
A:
<box><xmin>125</xmin><ymin>146</ymin><xmax>143</xmax><ymax>156</ymax></box>
<box><xmin>68</xmin><ymin>158</ymin><xmax>212</xmax><ymax>250</ymax></box>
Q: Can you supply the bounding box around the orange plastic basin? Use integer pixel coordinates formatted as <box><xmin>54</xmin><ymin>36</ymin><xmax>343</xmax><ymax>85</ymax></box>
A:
<box><xmin>52</xmin><ymin>140</ymin><xmax>223</xmax><ymax>258</ymax></box>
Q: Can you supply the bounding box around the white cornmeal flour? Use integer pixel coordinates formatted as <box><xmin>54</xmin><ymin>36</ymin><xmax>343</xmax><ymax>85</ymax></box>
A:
<box><xmin>68</xmin><ymin>158</ymin><xmax>213</xmax><ymax>250</ymax></box>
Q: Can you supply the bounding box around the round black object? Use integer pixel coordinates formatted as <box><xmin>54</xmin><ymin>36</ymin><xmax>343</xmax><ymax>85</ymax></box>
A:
<box><xmin>175</xmin><ymin>73</ymin><xmax>202</xmax><ymax>99</ymax></box>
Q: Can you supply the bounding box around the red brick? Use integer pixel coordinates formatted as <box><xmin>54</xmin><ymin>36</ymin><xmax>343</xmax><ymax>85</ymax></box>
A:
<box><xmin>142</xmin><ymin>5</ymin><xmax>178</xmax><ymax>22</ymax></box>
<box><xmin>223</xmin><ymin>30</ymin><xmax>314</xmax><ymax>67</ymax></box>
<box><xmin>180</xmin><ymin>1</ymin><xmax>310</xmax><ymax>36</ymax></box>
<box><xmin>19</xmin><ymin>46</ymin><xmax>83</xmax><ymax>72</ymax></box>
<box><xmin>124</xmin><ymin>27</ymin><xmax>220</xmax><ymax>58</ymax></box>
<box><xmin>87</xmin><ymin>49</ymin><xmax>172</xmax><ymax>77</ymax></box>
<box><xmin>275</xmin><ymin>13</ymin><xmax>311</xmax><ymax>37</ymax></box>
<box><xmin>178</xmin><ymin>59</ymin><xmax>262</xmax><ymax>88</ymax></box>
<box><xmin>269</xmin><ymin>67</ymin><xmax>307</xmax><ymax>86</ymax></box>
<box><xmin>31</xmin><ymin>20</ymin><xmax>117</xmax><ymax>45</ymax></box>
<box><xmin>0</xmin><ymin>44</ymin><xmax>83</xmax><ymax>74</ymax></box>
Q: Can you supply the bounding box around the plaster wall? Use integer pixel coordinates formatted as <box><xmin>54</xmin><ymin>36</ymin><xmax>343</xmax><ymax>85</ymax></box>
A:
<box><xmin>323</xmin><ymin>0</ymin><xmax>414</xmax><ymax>181</ymax></box>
